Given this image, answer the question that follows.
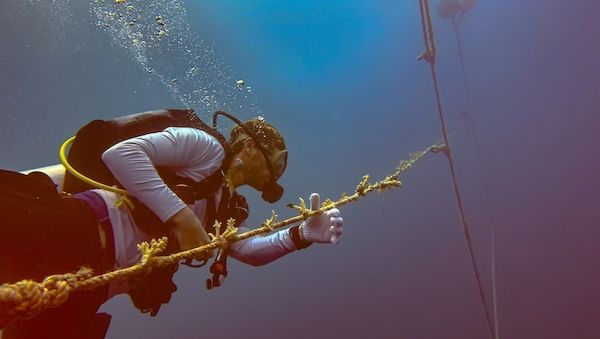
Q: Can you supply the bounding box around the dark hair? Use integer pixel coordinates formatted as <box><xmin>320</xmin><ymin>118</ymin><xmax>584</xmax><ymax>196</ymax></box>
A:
<box><xmin>229</xmin><ymin>117</ymin><xmax>286</xmax><ymax>154</ymax></box>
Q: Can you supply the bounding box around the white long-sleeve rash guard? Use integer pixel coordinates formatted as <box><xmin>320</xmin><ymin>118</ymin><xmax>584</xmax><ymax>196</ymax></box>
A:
<box><xmin>98</xmin><ymin>127</ymin><xmax>297</xmax><ymax>297</ymax></box>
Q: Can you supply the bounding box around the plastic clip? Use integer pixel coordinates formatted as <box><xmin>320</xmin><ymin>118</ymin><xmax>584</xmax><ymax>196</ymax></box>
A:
<box><xmin>206</xmin><ymin>249</ymin><xmax>228</xmax><ymax>290</ymax></box>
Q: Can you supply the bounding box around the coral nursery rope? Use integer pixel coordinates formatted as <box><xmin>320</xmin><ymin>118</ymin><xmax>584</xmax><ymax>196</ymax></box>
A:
<box><xmin>0</xmin><ymin>143</ymin><xmax>439</xmax><ymax>327</ymax></box>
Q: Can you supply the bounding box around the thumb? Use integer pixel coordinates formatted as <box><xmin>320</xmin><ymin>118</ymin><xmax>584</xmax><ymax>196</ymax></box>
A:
<box><xmin>309</xmin><ymin>193</ymin><xmax>320</xmax><ymax>211</ymax></box>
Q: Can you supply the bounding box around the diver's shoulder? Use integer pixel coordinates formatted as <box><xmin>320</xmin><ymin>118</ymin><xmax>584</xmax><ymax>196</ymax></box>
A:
<box><xmin>162</xmin><ymin>126</ymin><xmax>221</xmax><ymax>145</ymax></box>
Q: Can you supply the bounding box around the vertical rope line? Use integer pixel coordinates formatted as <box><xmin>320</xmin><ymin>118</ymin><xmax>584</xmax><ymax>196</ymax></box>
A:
<box><xmin>430</xmin><ymin>63</ymin><xmax>494</xmax><ymax>339</ymax></box>
<box><xmin>453</xmin><ymin>14</ymin><xmax>493</xmax><ymax>216</ymax></box>
<box><xmin>418</xmin><ymin>0</ymin><xmax>432</xmax><ymax>57</ymax></box>
<box><xmin>452</xmin><ymin>17</ymin><xmax>467</xmax><ymax>91</ymax></box>
<box><xmin>491</xmin><ymin>228</ymin><xmax>500</xmax><ymax>339</ymax></box>
<box><xmin>454</xmin><ymin>16</ymin><xmax>497</xmax><ymax>246</ymax></box>
<box><xmin>417</xmin><ymin>1</ymin><xmax>494</xmax><ymax>338</ymax></box>
<box><xmin>453</xmin><ymin>15</ymin><xmax>501</xmax><ymax>338</ymax></box>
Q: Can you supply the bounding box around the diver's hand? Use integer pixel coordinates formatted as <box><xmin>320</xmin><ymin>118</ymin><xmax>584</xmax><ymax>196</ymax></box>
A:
<box><xmin>168</xmin><ymin>207</ymin><xmax>214</xmax><ymax>259</ymax></box>
<box><xmin>299</xmin><ymin>193</ymin><xmax>344</xmax><ymax>244</ymax></box>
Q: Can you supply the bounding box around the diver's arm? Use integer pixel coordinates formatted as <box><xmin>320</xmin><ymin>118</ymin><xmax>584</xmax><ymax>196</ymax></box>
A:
<box><xmin>228</xmin><ymin>226</ymin><xmax>298</xmax><ymax>266</ymax></box>
<box><xmin>229</xmin><ymin>193</ymin><xmax>344</xmax><ymax>266</ymax></box>
<box><xmin>101</xmin><ymin>127</ymin><xmax>224</xmax><ymax>222</ymax></box>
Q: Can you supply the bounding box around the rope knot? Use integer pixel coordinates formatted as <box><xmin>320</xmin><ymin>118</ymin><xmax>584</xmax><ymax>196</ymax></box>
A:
<box><xmin>417</xmin><ymin>51</ymin><xmax>435</xmax><ymax>64</ymax></box>
<box><xmin>431</xmin><ymin>144</ymin><xmax>450</xmax><ymax>158</ymax></box>
<box><xmin>212</xmin><ymin>235</ymin><xmax>229</xmax><ymax>250</ymax></box>
<box><xmin>208</xmin><ymin>219</ymin><xmax>238</xmax><ymax>250</ymax></box>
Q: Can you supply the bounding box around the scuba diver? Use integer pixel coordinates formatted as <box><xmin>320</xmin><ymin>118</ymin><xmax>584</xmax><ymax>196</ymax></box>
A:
<box><xmin>0</xmin><ymin>109</ymin><xmax>344</xmax><ymax>339</ymax></box>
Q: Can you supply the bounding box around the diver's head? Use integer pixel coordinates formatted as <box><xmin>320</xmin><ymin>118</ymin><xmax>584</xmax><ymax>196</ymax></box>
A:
<box><xmin>228</xmin><ymin>117</ymin><xmax>287</xmax><ymax>203</ymax></box>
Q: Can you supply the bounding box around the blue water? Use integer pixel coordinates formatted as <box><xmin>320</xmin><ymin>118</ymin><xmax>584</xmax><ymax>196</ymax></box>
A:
<box><xmin>2</xmin><ymin>1</ymin><xmax>599</xmax><ymax>338</ymax></box>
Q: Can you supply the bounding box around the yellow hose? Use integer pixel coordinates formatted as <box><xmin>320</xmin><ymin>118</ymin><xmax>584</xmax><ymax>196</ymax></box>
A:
<box><xmin>59</xmin><ymin>136</ymin><xmax>130</xmax><ymax>196</ymax></box>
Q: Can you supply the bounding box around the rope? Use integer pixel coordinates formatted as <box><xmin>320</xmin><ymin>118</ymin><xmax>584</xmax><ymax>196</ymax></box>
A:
<box><xmin>451</xmin><ymin>12</ymin><xmax>502</xmax><ymax>339</ymax></box>
<box><xmin>0</xmin><ymin>142</ymin><xmax>438</xmax><ymax>327</ymax></box>
<box><xmin>491</xmin><ymin>229</ymin><xmax>500</xmax><ymax>339</ymax></box>
<box><xmin>451</xmin><ymin>14</ymin><xmax>502</xmax><ymax>339</ymax></box>
<box><xmin>417</xmin><ymin>1</ymin><xmax>495</xmax><ymax>338</ymax></box>
<box><xmin>0</xmin><ymin>268</ymin><xmax>93</xmax><ymax>328</ymax></box>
